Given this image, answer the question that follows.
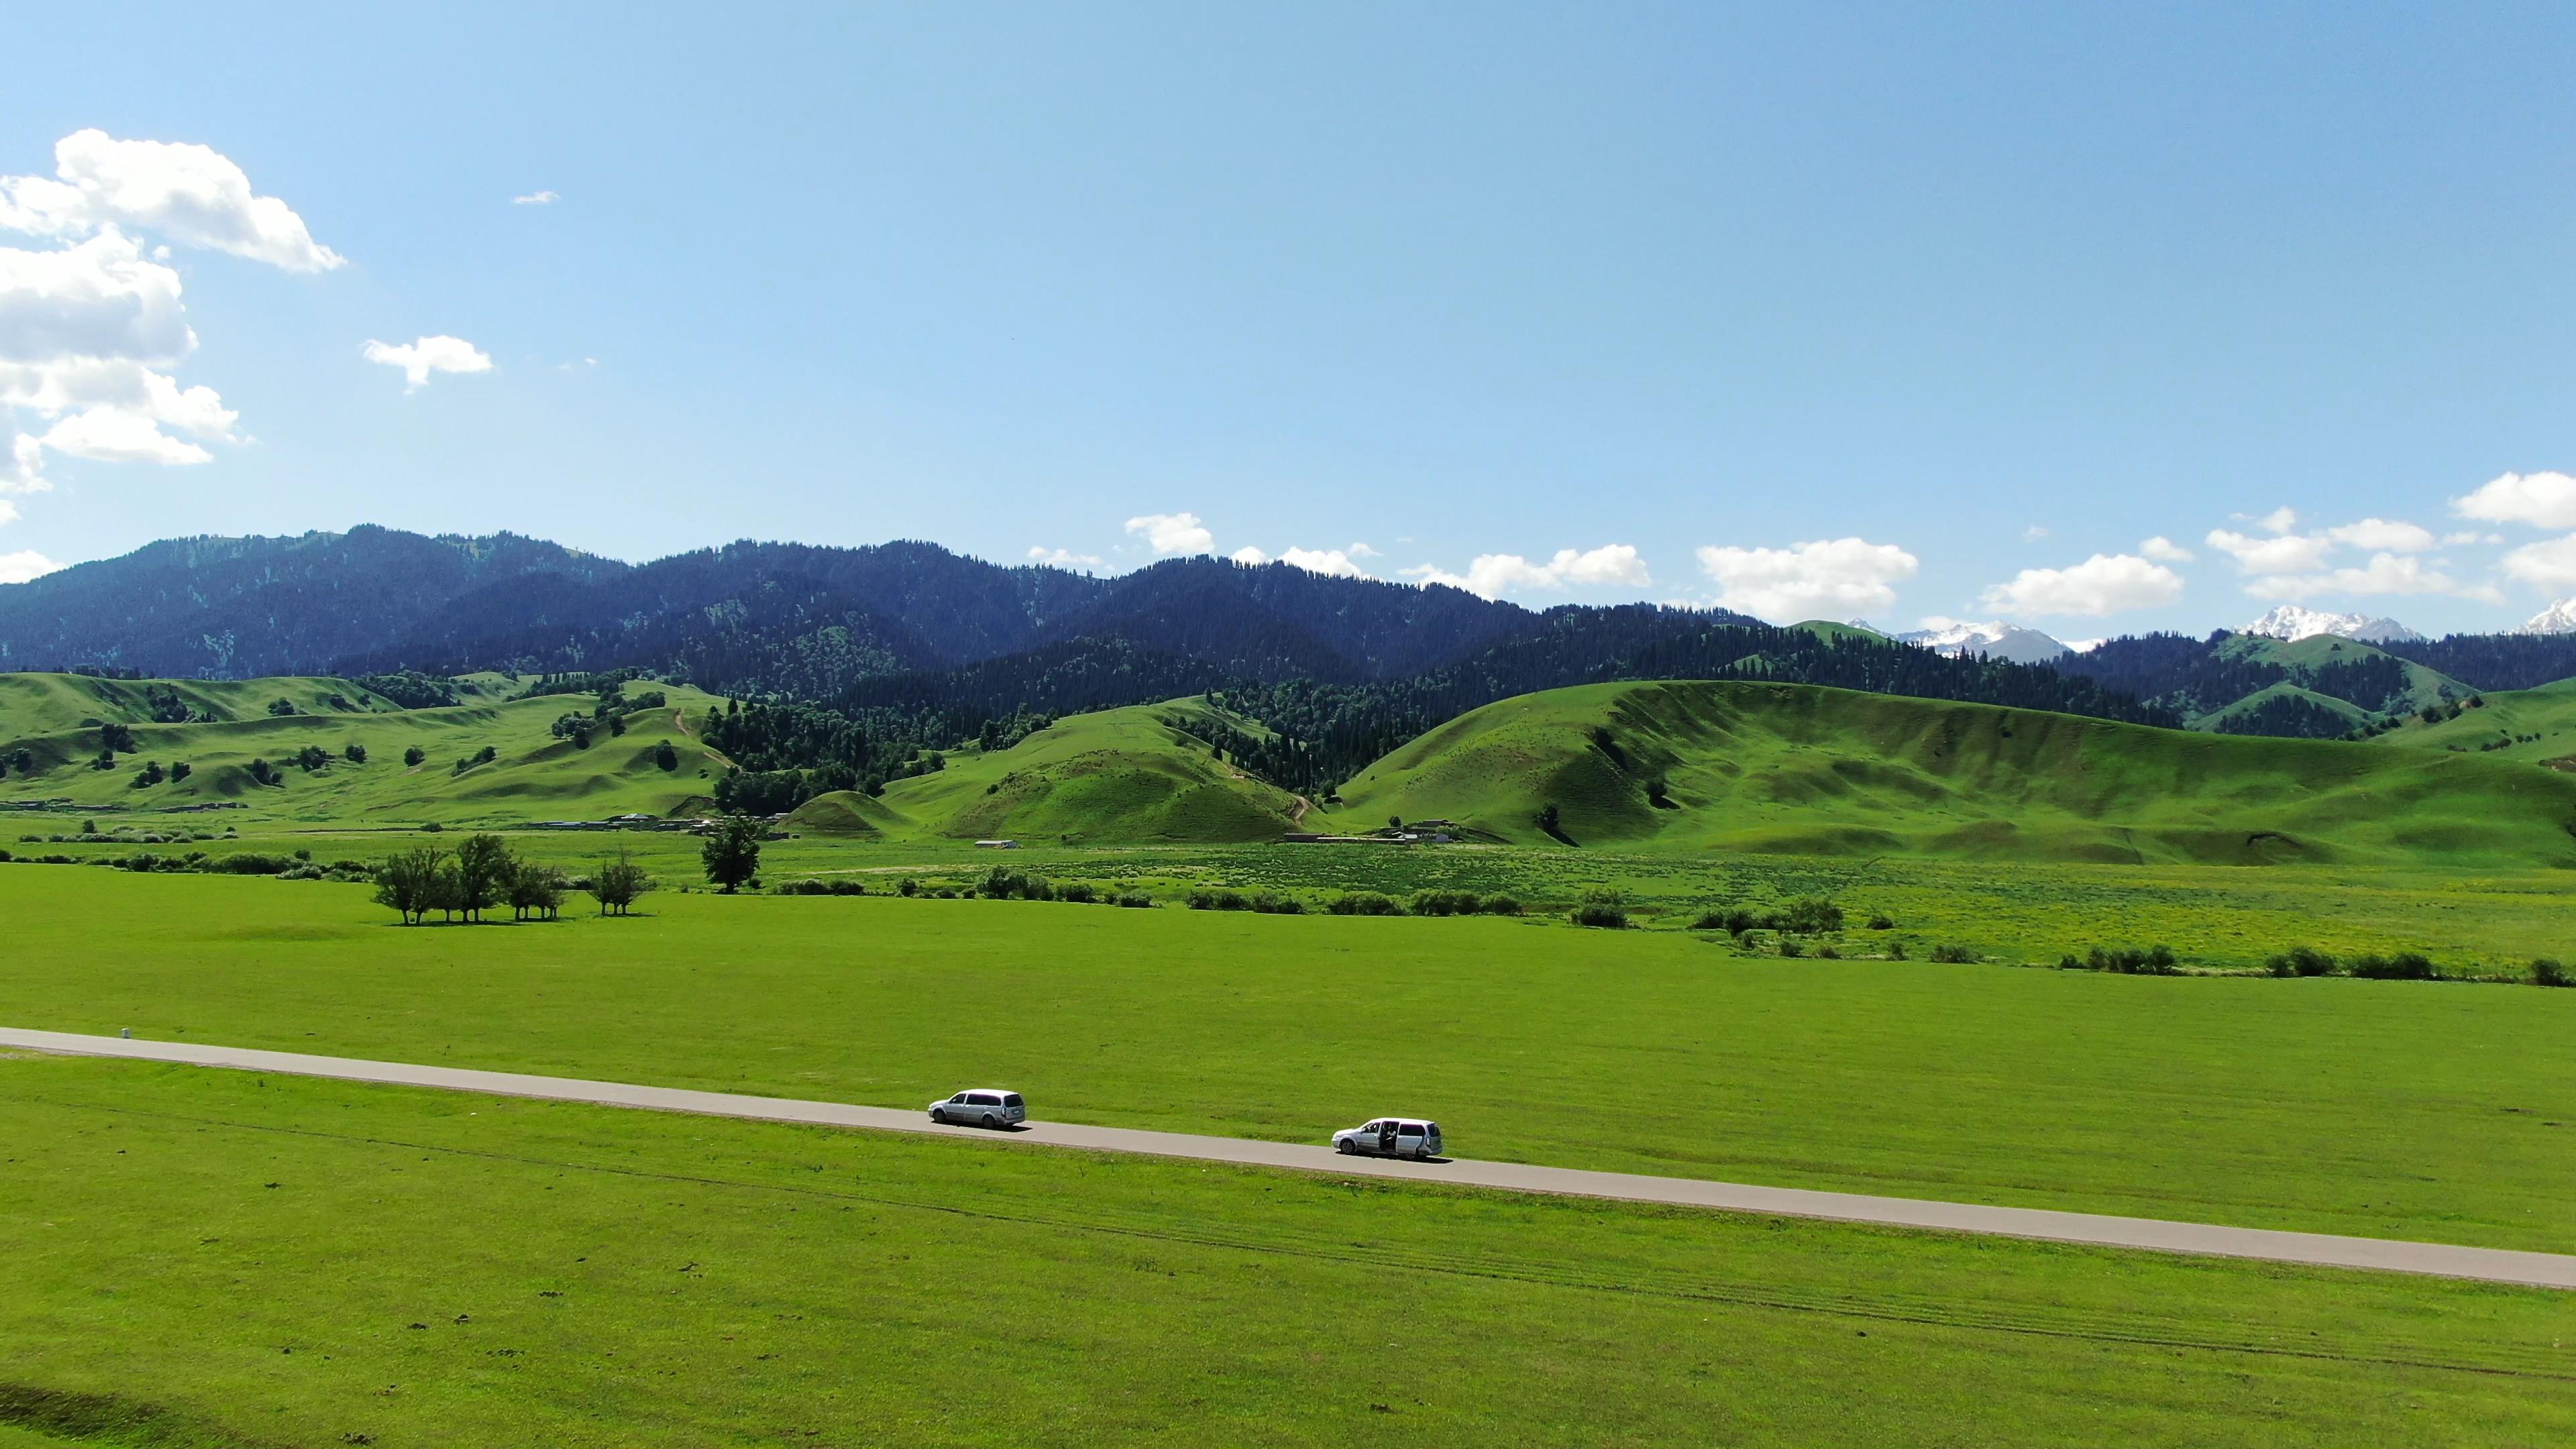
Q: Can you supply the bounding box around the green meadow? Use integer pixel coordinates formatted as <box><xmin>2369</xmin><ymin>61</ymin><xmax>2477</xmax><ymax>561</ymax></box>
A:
<box><xmin>4</xmin><ymin>867</ymin><xmax>2571</xmax><ymax>1252</ymax></box>
<box><xmin>8</xmin><ymin>1055</ymin><xmax>2568</xmax><ymax>1448</ymax></box>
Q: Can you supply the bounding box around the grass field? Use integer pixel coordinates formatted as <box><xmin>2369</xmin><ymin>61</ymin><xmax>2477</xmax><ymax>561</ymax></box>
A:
<box><xmin>2375</xmin><ymin>676</ymin><xmax>2576</xmax><ymax>764</ymax></box>
<box><xmin>4</xmin><ymin>1053</ymin><xmax>2570</xmax><ymax>1448</ymax></box>
<box><xmin>5</xmin><ymin>867</ymin><xmax>2571</xmax><ymax>1252</ymax></box>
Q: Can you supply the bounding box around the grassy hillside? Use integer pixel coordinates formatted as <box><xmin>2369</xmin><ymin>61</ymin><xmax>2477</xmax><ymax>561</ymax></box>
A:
<box><xmin>0</xmin><ymin>674</ymin><xmax>733</xmax><ymax>825</ymax></box>
<box><xmin>2192</xmin><ymin>680</ymin><xmax>2370</xmax><ymax>733</ymax></box>
<box><xmin>1320</xmin><ymin>679</ymin><xmax>2576</xmax><ymax>865</ymax></box>
<box><xmin>0</xmin><ymin>671</ymin><xmax>437</xmax><ymax>737</ymax></box>
<box><xmin>863</xmin><ymin>698</ymin><xmax>1303</xmax><ymax>843</ymax></box>
<box><xmin>2365</xmin><ymin>676</ymin><xmax>2576</xmax><ymax>765</ymax></box>
<box><xmin>2186</xmin><ymin>634</ymin><xmax>2467</xmax><ymax>730</ymax></box>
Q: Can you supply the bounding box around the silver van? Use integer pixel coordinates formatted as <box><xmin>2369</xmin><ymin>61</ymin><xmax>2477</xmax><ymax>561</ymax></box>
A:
<box><xmin>929</xmin><ymin>1089</ymin><xmax>1026</xmax><ymax>1128</ymax></box>
<box><xmin>1332</xmin><ymin>1118</ymin><xmax>1443</xmax><ymax>1159</ymax></box>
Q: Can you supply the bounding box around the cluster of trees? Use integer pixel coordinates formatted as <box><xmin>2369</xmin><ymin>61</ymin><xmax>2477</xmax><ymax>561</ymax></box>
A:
<box><xmin>700</xmin><ymin>697</ymin><xmax>964</xmax><ymax>813</ymax></box>
<box><xmin>0</xmin><ymin>747</ymin><xmax>36</xmax><ymax>779</ymax></box>
<box><xmin>2211</xmin><ymin>694</ymin><xmax>2356</xmax><ymax>740</ymax></box>
<box><xmin>129</xmin><ymin>759</ymin><xmax>193</xmax><ymax>788</ymax></box>
<box><xmin>2380</xmin><ymin>633</ymin><xmax>2576</xmax><ymax>692</ymax></box>
<box><xmin>373</xmin><ymin>836</ymin><xmax>656</xmax><ymax>924</ymax></box>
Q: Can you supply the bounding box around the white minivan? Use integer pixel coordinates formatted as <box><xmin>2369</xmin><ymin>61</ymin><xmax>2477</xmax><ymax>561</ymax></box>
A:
<box><xmin>929</xmin><ymin>1089</ymin><xmax>1026</xmax><ymax>1128</ymax></box>
<box><xmin>1332</xmin><ymin>1118</ymin><xmax>1444</xmax><ymax>1159</ymax></box>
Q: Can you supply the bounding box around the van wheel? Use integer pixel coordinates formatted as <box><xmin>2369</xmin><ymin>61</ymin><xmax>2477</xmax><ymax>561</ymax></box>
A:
<box><xmin>981</xmin><ymin>1114</ymin><xmax>998</xmax><ymax>1128</ymax></box>
<box><xmin>1337</xmin><ymin>1139</ymin><xmax>1355</xmax><ymax>1155</ymax></box>
<box><xmin>930</xmin><ymin>1108</ymin><xmax>947</xmax><ymax>1124</ymax></box>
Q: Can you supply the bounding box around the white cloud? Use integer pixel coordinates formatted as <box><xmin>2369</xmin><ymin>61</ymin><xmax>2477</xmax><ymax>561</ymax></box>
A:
<box><xmin>2322</xmin><ymin>517</ymin><xmax>2436</xmax><ymax>553</ymax></box>
<box><xmin>0</xmin><ymin>547</ymin><xmax>62</xmax><ymax>582</ymax></box>
<box><xmin>1693</xmin><ymin>537</ymin><xmax>1917</xmax><ymax>621</ymax></box>
<box><xmin>1026</xmin><ymin>546</ymin><xmax>1100</xmax><ymax>570</ymax></box>
<box><xmin>2501</xmin><ymin>535</ymin><xmax>2576</xmax><ymax>591</ymax></box>
<box><xmin>0</xmin><ymin>229</ymin><xmax>194</xmax><ymax>366</ymax></box>
<box><xmin>1124</xmin><ymin>511</ymin><xmax>1212</xmax><ymax>555</ymax></box>
<box><xmin>2139</xmin><ymin>535</ymin><xmax>2194</xmax><ymax>563</ymax></box>
<box><xmin>40</xmin><ymin>407</ymin><xmax>212</xmax><ymax>464</ymax></box>
<box><xmin>2021</xmin><ymin>525</ymin><xmax>2049</xmax><ymax>541</ymax></box>
<box><xmin>1980</xmin><ymin>553</ymin><xmax>2184</xmax><ymax>617</ymax></box>
<box><xmin>2237</xmin><ymin>506</ymin><xmax>2298</xmax><ymax>534</ymax></box>
<box><xmin>2247</xmin><ymin>551</ymin><xmax>2499</xmax><ymax>603</ymax></box>
<box><xmin>1</xmin><ymin>432</ymin><xmax>48</xmax><ymax>494</ymax></box>
<box><xmin>2205</xmin><ymin>527</ymin><xmax>2334</xmax><ymax>575</ymax></box>
<box><xmin>1279</xmin><ymin>547</ymin><xmax>1372</xmax><ymax>579</ymax></box>
<box><xmin>513</xmin><ymin>190</ymin><xmax>560</xmax><ymax>206</ymax></box>
<box><xmin>1405</xmin><ymin>543</ymin><xmax>1650</xmax><ymax>600</ymax></box>
<box><xmin>2453</xmin><ymin>470</ymin><xmax>2576</xmax><ymax>530</ymax></box>
<box><xmin>1228</xmin><ymin>545</ymin><xmax>1269</xmax><ymax>566</ymax></box>
<box><xmin>1346</xmin><ymin>541</ymin><xmax>1380</xmax><ymax>558</ymax></box>
<box><xmin>0</xmin><ymin>129</ymin><xmax>342</xmax><ymax>272</ymax></box>
<box><xmin>363</xmin><ymin>335</ymin><xmax>493</xmax><ymax>390</ymax></box>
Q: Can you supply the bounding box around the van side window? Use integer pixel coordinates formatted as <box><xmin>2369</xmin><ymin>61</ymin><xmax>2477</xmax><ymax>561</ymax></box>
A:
<box><xmin>951</xmin><ymin>1093</ymin><xmax>968</xmax><ymax>1104</ymax></box>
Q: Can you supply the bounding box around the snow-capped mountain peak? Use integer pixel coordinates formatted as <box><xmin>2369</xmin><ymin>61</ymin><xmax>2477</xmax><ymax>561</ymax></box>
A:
<box><xmin>2241</xmin><ymin>605</ymin><xmax>2422</xmax><ymax>644</ymax></box>
<box><xmin>1889</xmin><ymin>619</ymin><xmax>2072</xmax><ymax>665</ymax></box>
<box><xmin>2516</xmin><ymin>598</ymin><xmax>2576</xmax><ymax>635</ymax></box>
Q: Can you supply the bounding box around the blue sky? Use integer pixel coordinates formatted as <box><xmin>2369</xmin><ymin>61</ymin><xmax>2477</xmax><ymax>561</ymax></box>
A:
<box><xmin>5</xmin><ymin>4</ymin><xmax>2576</xmax><ymax>637</ymax></box>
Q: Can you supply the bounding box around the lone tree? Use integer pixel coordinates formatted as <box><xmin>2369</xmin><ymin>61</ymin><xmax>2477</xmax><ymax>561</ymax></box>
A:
<box><xmin>403</xmin><ymin>746</ymin><xmax>427</xmax><ymax>767</ymax></box>
<box><xmin>588</xmin><ymin>848</ymin><xmax>655</xmax><ymax>916</ymax></box>
<box><xmin>701</xmin><ymin>816</ymin><xmax>763</xmax><ymax>893</ymax></box>
<box><xmin>652</xmin><ymin>741</ymin><xmax>680</xmax><ymax>771</ymax></box>
<box><xmin>373</xmin><ymin>846</ymin><xmax>449</xmax><ymax>925</ymax></box>
<box><xmin>451</xmin><ymin>833</ymin><xmax>516</xmax><ymax>922</ymax></box>
<box><xmin>345</xmin><ymin>743</ymin><xmax>368</xmax><ymax>764</ymax></box>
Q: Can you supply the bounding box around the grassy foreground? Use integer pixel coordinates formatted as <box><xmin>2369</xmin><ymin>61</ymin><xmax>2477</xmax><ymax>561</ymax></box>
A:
<box><xmin>3</xmin><ymin>868</ymin><xmax>2571</xmax><ymax>1252</ymax></box>
<box><xmin>3</xmin><ymin>1054</ymin><xmax>2569</xmax><ymax>1448</ymax></box>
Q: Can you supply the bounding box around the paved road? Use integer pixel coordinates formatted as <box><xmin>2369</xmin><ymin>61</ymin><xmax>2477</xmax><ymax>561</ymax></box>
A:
<box><xmin>9</xmin><ymin>1026</ymin><xmax>2572</xmax><ymax>1290</ymax></box>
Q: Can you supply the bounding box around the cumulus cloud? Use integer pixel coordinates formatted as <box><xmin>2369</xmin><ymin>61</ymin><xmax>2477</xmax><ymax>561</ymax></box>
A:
<box><xmin>1405</xmin><ymin>543</ymin><xmax>1650</xmax><ymax>600</ymax></box>
<box><xmin>0</xmin><ymin>547</ymin><xmax>62</xmax><ymax>582</ymax></box>
<box><xmin>512</xmin><ymin>190</ymin><xmax>560</xmax><ymax>206</ymax></box>
<box><xmin>0</xmin><ymin>129</ymin><xmax>342</xmax><ymax>272</ymax></box>
<box><xmin>363</xmin><ymin>335</ymin><xmax>493</xmax><ymax>390</ymax></box>
<box><xmin>2453</xmin><ymin>470</ymin><xmax>2576</xmax><ymax>531</ymax></box>
<box><xmin>1693</xmin><ymin>537</ymin><xmax>1916</xmax><ymax>621</ymax></box>
<box><xmin>1124</xmin><ymin>512</ymin><xmax>1212</xmax><ymax>555</ymax></box>
<box><xmin>1228</xmin><ymin>545</ymin><xmax>1269</xmax><ymax>565</ymax></box>
<box><xmin>1279</xmin><ymin>547</ymin><xmax>1372</xmax><ymax>579</ymax></box>
<box><xmin>2021</xmin><ymin>525</ymin><xmax>2049</xmax><ymax>541</ymax></box>
<box><xmin>2501</xmin><ymin>535</ymin><xmax>2576</xmax><ymax>591</ymax></box>
<box><xmin>2204</xmin><ymin>527</ymin><xmax>2333</xmax><ymax>576</ymax></box>
<box><xmin>1980</xmin><ymin>553</ymin><xmax>2185</xmax><ymax>617</ymax></box>
<box><xmin>2139</xmin><ymin>535</ymin><xmax>2194</xmax><ymax>563</ymax></box>
<box><xmin>2207</xmin><ymin>511</ymin><xmax>2479</xmax><ymax>600</ymax></box>
<box><xmin>0</xmin><ymin>132</ymin><xmax>335</xmax><ymax>516</ymax></box>
<box><xmin>1026</xmin><ymin>546</ymin><xmax>1100</xmax><ymax>570</ymax></box>
<box><xmin>1346</xmin><ymin>541</ymin><xmax>1381</xmax><ymax>558</ymax></box>
<box><xmin>2248</xmin><ymin>552</ymin><xmax>2500</xmax><ymax>603</ymax></box>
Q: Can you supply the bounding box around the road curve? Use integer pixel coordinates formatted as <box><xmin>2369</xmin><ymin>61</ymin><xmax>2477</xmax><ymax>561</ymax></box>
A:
<box><xmin>8</xmin><ymin>1026</ymin><xmax>2571</xmax><ymax>1291</ymax></box>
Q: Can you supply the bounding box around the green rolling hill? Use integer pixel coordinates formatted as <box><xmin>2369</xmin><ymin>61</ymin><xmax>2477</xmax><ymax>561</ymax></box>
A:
<box><xmin>2369</xmin><ymin>676</ymin><xmax>2576</xmax><ymax>766</ymax></box>
<box><xmin>793</xmin><ymin>698</ymin><xmax>1305</xmax><ymax>843</ymax></box>
<box><xmin>0</xmin><ymin>676</ymin><xmax>735</xmax><ymax>826</ymax></box>
<box><xmin>1319</xmin><ymin>679</ymin><xmax>2576</xmax><ymax>865</ymax></box>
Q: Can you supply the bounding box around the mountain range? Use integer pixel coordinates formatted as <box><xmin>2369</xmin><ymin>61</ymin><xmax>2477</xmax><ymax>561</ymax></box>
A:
<box><xmin>14</xmin><ymin>527</ymin><xmax>2576</xmax><ymax>753</ymax></box>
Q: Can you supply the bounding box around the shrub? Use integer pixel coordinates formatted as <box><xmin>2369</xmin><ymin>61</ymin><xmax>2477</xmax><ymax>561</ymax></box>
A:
<box><xmin>1928</xmin><ymin>944</ymin><xmax>1976</xmax><ymax>963</ymax></box>
<box><xmin>277</xmin><ymin>863</ymin><xmax>327</xmax><ymax>881</ymax></box>
<box><xmin>1569</xmin><ymin>888</ymin><xmax>1627</xmax><ymax>929</ymax></box>
<box><xmin>1250</xmin><ymin>892</ymin><xmax>1305</xmax><ymax>915</ymax></box>
<box><xmin>1482</xmin><ymin>895</ymin><xmax>1522</xmax><ymax>916</ymax></box>
<box><xmin>1189</xmin><ymin>890</ymin><xmax>1252</xmax><ymax>912</ymax></box>
<box><xmin>2349</xmin><ymin>952</ymin><xmax>2438</xmax><ymax>981</ymax></box>
<box><xmin>772</xmin><ymin>879</ymin><xmax>868</xmax><ymax>896</ymax></box>
<box><xmin>1866</xmin><ymin>913</ymin><xmax>1895</xmax><ymax>930</ymax></box>
<box><xmin>1776</xmin><ymin>938</ymin><xmax>1804</xmax><ymax>958</ymax></box>
<box><xmin>1409</xmin><ymin>890</ymin><xmax>1482</xmax><ymax>916</ymax></box>
<box><xmin>1327</xmin><ymin>892</ymin><xmax>1404</xmax><ymax>916</ymax></box>
<box><xmin>1772</xmin><ymin>897</ymin><xmax>1845</xmax><ymax>934</ymax></box>
<box><xmin>1886</xmin><ymin>941</ymin><xmax>1907</xmax><ymax>961</ymax></box>
<box><xmin>2532</xmin><ymin>958</ymin><xmax>2571</xmax><ymax>988</ymax></box>
<box><xmin>1815</xmin><ymin>945</ymin><xmax>1841</xmax><ymax>960</ymax></box>
<box><xmin>207</xmin><ymin>853</ymin><xmax>296</xmax><ymax>875</ymax></box>
<box><xmin>1056</xmin><ymin>882</ymin><xmax>1097</xmax><ymax>904</ymax></box>
<box><xmin>2081</xmin><ymin>945</ymin><xmax>2180</xmax><ymax>975</ymax></box>
<box><xmin>897</xmin><ymin>877</ymin><xmax>918</xmax><ymax>898</ymax></box>
<box><xmin>978</xmin><ymin>867</ymin><xmax>1053</xmax><ymax>901</ymax></box>
<box><xmin>1115</xmin><ymin>891</ymin><xmax>1155</xmax><ymax>908</ymax></box>
<box><xmin>2265</xmin><ymin>947</ymin><xmax>2337</xmax><ymax>978</ymax></box>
